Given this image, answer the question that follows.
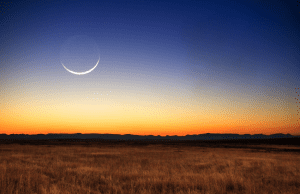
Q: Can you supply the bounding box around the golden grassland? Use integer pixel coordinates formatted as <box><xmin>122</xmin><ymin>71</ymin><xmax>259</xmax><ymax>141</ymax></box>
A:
<box><xmin>0</xmin><ymin>140</ymin><xmax>299</xmax><ymax>194</ymax></box>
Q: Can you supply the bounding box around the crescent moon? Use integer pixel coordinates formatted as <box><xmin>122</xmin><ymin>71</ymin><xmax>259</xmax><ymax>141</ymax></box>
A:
<box><xmin>61</xmin><ymin>57</ymin><xmax>100</xmax><ymax>75</ymax></box>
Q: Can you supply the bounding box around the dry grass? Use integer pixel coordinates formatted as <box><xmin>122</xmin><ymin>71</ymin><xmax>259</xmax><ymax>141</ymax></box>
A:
<box><xmin>0</xmin><ymin>141</ymin><xmax>299</xmax><ymax>194</ymax></box>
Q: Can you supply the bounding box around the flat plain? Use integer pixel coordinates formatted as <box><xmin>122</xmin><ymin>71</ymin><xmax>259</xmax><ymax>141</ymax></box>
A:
<box><xmin>0</xmin><ymin>139</ymin><xmax>299</xmax><ymax>194</ymax></box>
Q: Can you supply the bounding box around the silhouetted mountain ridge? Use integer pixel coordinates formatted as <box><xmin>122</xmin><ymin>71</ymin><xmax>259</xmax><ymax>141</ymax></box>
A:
<box><xmin>0</xmin><ymin>133</ymin><xmax>297</xmax><ymax>141</ymax></box>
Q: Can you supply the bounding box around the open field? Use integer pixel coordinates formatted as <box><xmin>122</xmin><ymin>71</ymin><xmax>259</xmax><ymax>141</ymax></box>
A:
<box><xmin>0</xmin><ymin>139</ymin><xmax>299</xmax><ymax>194</ymax></box>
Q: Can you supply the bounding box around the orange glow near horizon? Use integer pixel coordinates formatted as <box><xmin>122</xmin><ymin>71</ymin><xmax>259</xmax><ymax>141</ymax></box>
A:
<box><xmin>1</xmin><ymin>91</ymin><xmax>299</xmax><ymax>136</ymax></box>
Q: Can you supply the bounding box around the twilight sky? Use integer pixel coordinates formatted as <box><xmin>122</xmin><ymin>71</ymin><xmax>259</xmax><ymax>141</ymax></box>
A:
<box><xmin>1</xmin><ymin>0</ymin><xmax>300</xmax><ymax>136</ymax></box>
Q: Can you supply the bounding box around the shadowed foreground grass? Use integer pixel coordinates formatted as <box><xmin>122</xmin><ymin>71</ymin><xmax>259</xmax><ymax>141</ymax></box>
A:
<box><xmin>0</xmin><ymin>141</ymin><xmax>299</xmax><ymax>194</ymax></box>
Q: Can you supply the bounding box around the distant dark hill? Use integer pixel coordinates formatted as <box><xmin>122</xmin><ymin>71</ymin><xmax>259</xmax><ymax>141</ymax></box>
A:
<box><xmin>0</xmin><ymin>133</ymin><xmax>298</xmax><ymax>143</ymax></box>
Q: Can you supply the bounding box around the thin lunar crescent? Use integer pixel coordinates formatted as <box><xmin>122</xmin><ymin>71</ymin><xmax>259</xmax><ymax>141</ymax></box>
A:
<box><xmin>61</xmin><ymin>57</ymin><xmax>100</xmax><ymax>75</ymax></box>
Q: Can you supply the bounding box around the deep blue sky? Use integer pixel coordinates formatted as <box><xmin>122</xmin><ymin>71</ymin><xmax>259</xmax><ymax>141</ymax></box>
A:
<box><xmin>1</xmin><ymin>0</ymin><xmax>300</xmax><ymax>135</ymax></box>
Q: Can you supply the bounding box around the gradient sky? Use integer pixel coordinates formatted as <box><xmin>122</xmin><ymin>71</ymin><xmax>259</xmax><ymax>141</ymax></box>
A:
<box><xmin>1</xmin><ymin>0</ymin><xmax>300</xmax><ymax>136</ymax></box>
